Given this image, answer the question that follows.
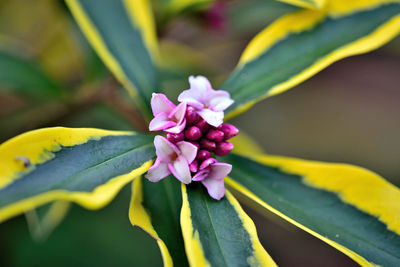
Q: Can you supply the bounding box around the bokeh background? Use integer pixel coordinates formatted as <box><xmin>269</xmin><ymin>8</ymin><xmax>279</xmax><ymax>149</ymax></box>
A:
<box><xmin>0</xmin><ymin>0</ymin><xmax>399</xmax><ymax>266</ymax></box>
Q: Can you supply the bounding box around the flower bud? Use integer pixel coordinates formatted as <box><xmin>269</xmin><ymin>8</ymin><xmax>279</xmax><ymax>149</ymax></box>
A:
<box><xmin>214</xmin><ymin>142</ymin><xmax>233</xmax><ymax>156</ymax></box>
<box><xmin>199</xmin><ymin>158</ymin><xmax>217</xmax><ymax>170</ymax></box>
<box><xmin>200</xmin><ymin>139</ymin><xmax>216</xmax><ymax>151</ymax></box>
<box><xmin>218</xmin><ymin>123</ymin><xmax>239</xmax><ymax>140</ymax></box>
<box><xmin>197</xmin><ymin>150</ymin><xmax>211</xmax><ymax>162</ymax></box>
<box><xmin>196</xmin><ymin>119</ymin><xmax>210</xmax><ymax>134</ymax></box>
<box><xmin>185</xmin><ymin>126</ymin><xmax>202</xmax><ymax>140</ymax></box>
<box><xmin>166</xmin><ymin>132</ymin><xmax>184</xmax><ymax>143</ymax></box>
<box><xmin>206</xmin><ymin>129</ymin><xmax>224</xmax><ymax>142</ymax></box>
<box><xmin>189</xmin><ymin>160</ymin><xmax>198</xmax><ymax>172</ymax></box>
<box><xmin>185</xmin><ymin>106</ymin><xmax>199</xmax><ymax>125</ymax></box>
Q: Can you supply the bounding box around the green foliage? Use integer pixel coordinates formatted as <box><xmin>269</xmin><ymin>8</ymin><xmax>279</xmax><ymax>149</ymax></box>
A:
<box><xmin>0</xmin><ymin>0</ymin><xmax>400</xmax><ymax>266</ymax></box>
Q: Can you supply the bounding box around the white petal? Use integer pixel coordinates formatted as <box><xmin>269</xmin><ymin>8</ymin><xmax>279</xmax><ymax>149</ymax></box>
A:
<box><xmin>176</xmin><ymin>141</ymin><xmax>198</xmax><ymax>163</ymax></box>
<box><xmin>208</xmin><ymin>91</ymin><xmax>234</xmax><ymax>111</ymax></box>
<box><xmin>197</xmin><ymin>109</ymin><xmax>224</xmax><ymax>127</ymax></box>
<box><xmin>151</xmin><ymin>93</ymin><xmax>175</xmax><ymax>116</ymax></box>
<box><xmin>208</xmin><ymin>163</ymin><xmax>232</xmax><ymax>180</ymax></box>
<box><xmin>169</xmin><ymin>102</ymin><xmax>187</xmax><ymax>125</ymax></box>
<box><xmin>149</xmin><ymin>112</ymin><xmax>176</xmax><ymax>131</ymax></box>
<box><xmin>168</xmin><ymin>156</ymin><xmax>192</xmax><ymax>184</ymax></box>
<box><xmin>154</xmin><ymin>136</ymin><xmax>178</xmax><ymax>162</ymax></box>
<box><xmin>177</xmin><ymin>89</ymin><xmax>204</xmax><ymax>109</ymax></box>
<box><xmin>189</xmin><ymin>75</ymin><xmax>212</xmax><ymax>93</ymax></box>
<box><xmin>192</xmin><ymin>169</ymin><xmax>209</xmax><ymax>181</ymax></box>
<box><xmin>145</xmin><ymin>158</ymin><xmax>170</xmax><ymax>182</ymax></box>
<box><xmin>164</xmin><ymin>120</ymin><xmax>186</xmax><ymax>134</ymax></box>
<box><xmin>202</xmin><ymin>178</ymin><xmax>225</xmax><ymax>200</ymax></box>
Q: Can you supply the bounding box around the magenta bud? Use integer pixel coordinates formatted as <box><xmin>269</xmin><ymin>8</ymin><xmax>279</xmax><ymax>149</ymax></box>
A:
<box><xmin>199</xmin><ymin>158</ymin><xmax>217</xmax><ymax>170</ymax></box>
<box><xmin>215</xmin><ymin>142</ymin><xmax>233</xmax><ymax>156</ymax></box>
<box><xmin>189</xmin><ymin>141</ymin><xmax>200</xmax><ymax>150</ymax></box>
<box><xmin>196</xmin><ymin>119</ymin><xmax>210</xmax><ymax>134</ymax></box>
<box><xmin>166</xmin><ymin>132</ymin><xmax>184</xmax><ymax>143</ymax></box>
<box><xmin>206</xmin><ymin>129</ymin><xmax>224</xmax><ymax>142</ymax></box>
<box><xmin>185</xmin><ymin>106</ymin><xmax>199</xmax><ymax>125</ymax></box>
<box><xmin>218</xmin><ymin>123</ymin><xmax>239</xmax><ymax>140</ymax></box>
<box><xmin>189</xmin><ymin>160</ymin><xmax>198</xmax><ymax>173</ymax></box>
<box><xmin>197</xmin><ymin>149</ymin><xmax>211</xmax><ymax>162</ymax></box>
<box><xmin>200</xmin><ymin>139</ymin><xmax>216</xmax><ymax>151</ymax></box>
<box><xmin>185</xmin><ymin>126</ymin><xmax>202</xmax><ymax>140</ymax></box>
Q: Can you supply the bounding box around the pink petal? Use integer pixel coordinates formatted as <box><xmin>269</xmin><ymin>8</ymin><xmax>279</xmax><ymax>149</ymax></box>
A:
<box><xmin>177</xmin><ymin>90</ymin><xmax>204</xmax><ymax>109</ymax></box>
<box><xmin>145</xmin><ymin>158</ymin><xmax>171</xmax><ymax>182</ymax></box>
<box><xmin>168</xmin><ymin>102</ymin><xmax>187</xmax><ymax>125</ymax></box>
<box><xmin>154</xmin><ymin>135</ymin><xmax>179</xmax><ymax>162</ymax></box>
<box><xmin>176</xmin><ymin>141</ymin><xmax>198</xmax><ymax>163</ymax></box>
<box><xmin>202</xmin><ymin>178</ymin><xmax>225</xmax><ymax>200</ymax></box>
<box><xmin>208</xmin><ymin>163</ymin><xmax>232</xmax><ymax>180</ymax></box>
<box><xmin>192</xmin><ymin>169</ymin><xmax>209</xmax><ymax>181</ymax></box>
<box><xmin>168</xmin><ymin>156</ymin><xmax>192</xmax><ymax>184</ymax></box>
<box><xmin>197</xmin><ymin>109</ymin><xmax>224</xmax><ymax>127</ymax></box>
<box><xmin>164</xmin><ymin>119</ymin><xmax>186</xmax><ymax>134</ymax></box>
<box><xmin>208</xmin><ymin>90</ymin><xmax>234</xmax><ymax>111</ymax></box>
<box><xmin>151</xmin><ymin>93</ymin><xmax>175</xmax><ymax>116</ymax></box>
<box><xmin>149</xmin><ymin>112</ymin><xmax>176</xmax><ymax>131</ymax></box>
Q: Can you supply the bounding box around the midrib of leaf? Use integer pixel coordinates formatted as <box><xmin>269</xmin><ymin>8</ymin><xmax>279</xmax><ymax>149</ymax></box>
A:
<box><xmin>54</xmin><ymin>143</ymin><xmax>154</xmax><ymax>190</ymax></box>
<box><xmin>201</xmin><ymin>192</ymin><xmax>230</xmax><ymax>267</ymax></box>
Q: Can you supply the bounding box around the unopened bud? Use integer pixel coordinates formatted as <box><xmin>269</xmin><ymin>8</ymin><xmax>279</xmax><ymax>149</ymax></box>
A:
<box><xmin>189</xmin><ymin>160</ymin><xmax>198</xmax><ymax>172</ymax></box>
<box><xmin>185</xmin><ymin>126</ymin><xmax>202</xmax><ymax>140</ymax></box>
<box><xmin>218</xmin><ymin>123</ymin><xmax>239</xmax><ymax>140</ymax></box>
<box><xmin>200</xmin><ymin>139</ymin><xmax>216</xmax><ymax>151</ymax></box>
<box><xmin>199</xmin><ymin>158</ymin><xmax>217</xmax><ymax>170</ymax></box>
<box><xmin>215</xmin><ymin>142</ymin><xmax>233</xmax><ymax>156</ymax></box>
<box><xmin>197</xmin><ymin>150</ymin><xmax>211</xmax><ymax>162</ymax></box>
<box><xmin>166</xmin><ymin>132</ymin><xmax>184</xmax><ymax>143</ymax></box>
<box><xmin>196</xmin><ymin>119</ymin><xmax>210</xmax><ymax>133</ymax></box>
<box><xmin>206</xmin><ymin>129</ymin><xmax>224</xmax><ymax>142</ymax></box>
<box><xmin>185</xmin><ymin>106</ymin><xmax>199</xmax><ymax>125</ymax></box>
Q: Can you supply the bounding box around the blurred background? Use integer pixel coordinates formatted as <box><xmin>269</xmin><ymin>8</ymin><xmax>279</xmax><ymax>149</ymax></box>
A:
<box><xmin>0</xmin><ymin>0</ymin><xmax>399</xmax><ymax>266</ymax></box>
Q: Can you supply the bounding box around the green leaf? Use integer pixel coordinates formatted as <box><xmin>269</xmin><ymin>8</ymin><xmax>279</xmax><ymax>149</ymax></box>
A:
<box><xmin>129</xmin><ymin>176</ymin><xmax>189</xmax><ymax>267</ymax></box>
<box><xmin>224</xmin><ymin>153</ymin><xmax>400</xmax><ymax>267</ymax></box>
<box><xmin>221</xmin><ymin>2</ymin><xmax>400</xmax><ymax>119</ymax></box>
<box><xmin>0</xmin><ymin>51</ymin><xmax>62</xmax><ymax>100</ymax></box>
<box><xmin>0</xmin><ymin>127</ymin><xmax>155</xmax><ymax>223</ymax></box>
<box><xmin>181</xmin><ymin>183</ymin><xmax>276</xmax><ymax>267</ymax></box>
<box><xmin>0</xmin><ymin>185</ymin><xmax>163</xmax><ymax>266</ymax></box>
<box><xmin>65</xmin><ymin>0</ymin><xmax>159</xmax><ymax>116</ymax></box>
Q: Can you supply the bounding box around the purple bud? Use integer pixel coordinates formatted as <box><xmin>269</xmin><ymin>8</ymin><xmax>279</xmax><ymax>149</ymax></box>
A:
<box><xmin>196</xmin><ymin>119</ymin><xmax>210</xmax><ymax>134</ymax></box>
<box><xmin>185</xmin><ymin>126</ymin><xmax>202</xmax><ymax>140</ymax></box>
<box><xmin>189</xmin><ymin>160</ymin><xmax>198</xmax><ymax>172</ymax></box>
<box><xmin>200</xmin><ymin>139</ymin><xmax>216</xmax><ymax>151</ymax></box>
<box><xmin>166</xmin><ymin>132</ymin><xmax>184</xmax><ymax>143</ymax></box>
<box><xmin>189</xmin><ymin>141</ymin><xmax>200</xmax><ymax>150</ymax></box>
<box><xmin>218</xmin><ymin>123</ymin><xmax>239</xmax><ymax>140</ymax></box>
<box><xmin>206</xmin><ymin>129</ymin><xmax>224</xmax><ymax>142</ymax></box>
<box><xmin>185</xmin><ymin>106</ymin><xmax>199</xmax><ymax>125</ymax></box>
<box><xmin>199</xmin><ymin>158</ymin><xmax>217</xmax><ymax>170</ymax></box>
<box><xmin>197</xmin><ymin>149</ymin><xmax>211</xmax><ymax>162</ymax></box>
<box><xmin>215</xmin><ymin>142</ymin><xmax>233</xmax><ymax>156</ymax></box>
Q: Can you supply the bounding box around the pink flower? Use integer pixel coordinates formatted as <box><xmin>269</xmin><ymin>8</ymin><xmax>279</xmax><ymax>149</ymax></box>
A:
<box><xmin>192</xmin><ymin>158</ymin><xmax>232</xmax><ymax>200</ymax></box>
<box><xmin>178</xmin><ymin>76</ymin><xmax>234</xmax><ymax>127</ymax></box>
<box><xmin>149</xmin><ymin>93</ymin><xmax>187</xmax><ymax>133</ymax></box>
<box><xmin>146</xmin><ymin>136</ymin><xmax>197</xmax><ymax>184</ymax></box>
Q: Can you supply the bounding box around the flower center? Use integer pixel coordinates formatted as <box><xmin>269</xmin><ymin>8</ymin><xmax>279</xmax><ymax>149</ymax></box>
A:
<box><xmin>170</xmin><ymin>152</ymin><xmax>178</xmax><ymax>161</ymax></box>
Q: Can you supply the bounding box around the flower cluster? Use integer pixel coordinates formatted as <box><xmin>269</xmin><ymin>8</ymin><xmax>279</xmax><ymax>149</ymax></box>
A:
<box><xmin>145</xmin><ymin>76</ymin><xmax>238</xmax><ymax>200</ymax></box>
